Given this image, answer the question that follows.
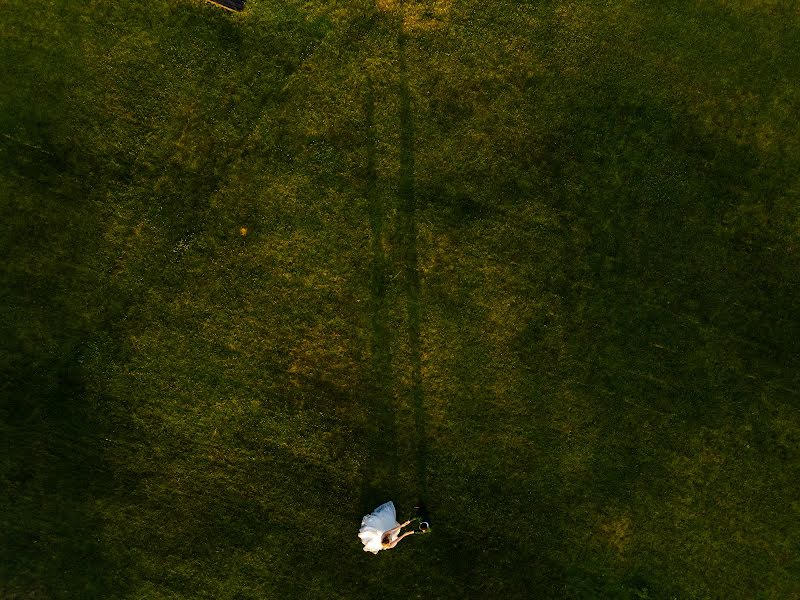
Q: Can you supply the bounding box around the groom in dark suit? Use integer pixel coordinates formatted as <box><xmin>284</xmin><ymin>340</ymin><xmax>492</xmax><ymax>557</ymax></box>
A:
<box><xmin>415</xmin><ymin>501</ymin><xmax>431</xmax><ymax>532</ymax></box>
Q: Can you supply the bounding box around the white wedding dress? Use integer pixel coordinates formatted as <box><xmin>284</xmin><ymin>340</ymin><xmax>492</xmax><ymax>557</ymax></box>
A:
<box><xmin>359</xmin><ymin>501</ymin><xmax>400</xmax><ymax>554</ymax></box>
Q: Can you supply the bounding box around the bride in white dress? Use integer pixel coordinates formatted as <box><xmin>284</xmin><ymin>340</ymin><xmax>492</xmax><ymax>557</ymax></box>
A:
<box><xmin>359</xmin><ymin>501</ymin><xmax>415</xmax><ymax>553</ymax></box>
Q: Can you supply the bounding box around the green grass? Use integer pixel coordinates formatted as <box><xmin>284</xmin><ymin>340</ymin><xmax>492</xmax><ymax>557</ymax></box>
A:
<box><xmin>2</xmin><ymin>0</ymin><xmax>799</xmax><ymax>597</ymax></box>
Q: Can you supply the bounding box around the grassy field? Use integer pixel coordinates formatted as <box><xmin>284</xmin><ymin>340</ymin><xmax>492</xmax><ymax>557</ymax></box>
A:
<box><xmin>2</xmin><ymin>0</ymin><xmax>799</xmax><ymax>597</ymax></box>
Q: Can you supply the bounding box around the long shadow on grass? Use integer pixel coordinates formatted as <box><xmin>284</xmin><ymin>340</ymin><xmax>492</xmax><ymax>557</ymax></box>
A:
<box><xmin>360</xmin><ymin>75</ymin><xmax>401</xmax><ymax>510</ymax></box>
<box><xmin>360</xmin><ymin>30</ymin><xmax>430</xmax><ymax>514</ymax></box>
<box><xmin>398</xmin><ymin>31</ymin><xmax>429</xmax><ymax>505</ymax></box>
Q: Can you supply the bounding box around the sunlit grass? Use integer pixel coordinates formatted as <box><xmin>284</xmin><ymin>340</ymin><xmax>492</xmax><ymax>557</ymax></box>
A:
<box><xmin>2</xmin><ymin>0</ymin><xmax>799</xmax><ymax>598</ymax></box>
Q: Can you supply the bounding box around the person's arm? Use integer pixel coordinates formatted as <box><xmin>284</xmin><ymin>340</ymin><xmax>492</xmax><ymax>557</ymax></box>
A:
<box><xmin>387</xmin><ymin>530</ymin><xmax>415</xmax><ymax>548</ymax></box>
<box><xmin>385</xmin><ymin>520</ymin><xmax>412</xmax><ymax>537</ymax></box>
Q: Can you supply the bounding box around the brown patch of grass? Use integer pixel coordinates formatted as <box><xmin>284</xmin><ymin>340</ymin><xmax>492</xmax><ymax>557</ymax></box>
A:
<box><xmin>376</xmin><ymin>0</ymin><xmax>453</xmax><ymax>31</ymax></box>
<box><xmin>597</xmin><ymin>513</ymin><xmax>633</xmax><ymax>556</ymax></box>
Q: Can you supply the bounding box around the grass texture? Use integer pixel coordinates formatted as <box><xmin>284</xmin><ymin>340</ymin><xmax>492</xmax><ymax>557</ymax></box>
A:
<box><xmin>1</xmin><ymin>0</ymin><xmax>799</xmax><ymax>598</ymax></box>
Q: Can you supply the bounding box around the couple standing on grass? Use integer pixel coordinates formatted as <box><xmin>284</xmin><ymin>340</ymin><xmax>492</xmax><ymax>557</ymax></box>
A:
<box><xmin>359</xmin><ymin>501</ymin><xmax>431</xmax><ymax>554</ymax></box>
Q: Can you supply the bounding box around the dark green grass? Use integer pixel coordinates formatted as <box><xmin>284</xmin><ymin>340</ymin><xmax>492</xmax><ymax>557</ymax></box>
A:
<box><xmin>2</xmin><ymin>0</ymin><xmax>799</xmax><ymax>598</ymax></box>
